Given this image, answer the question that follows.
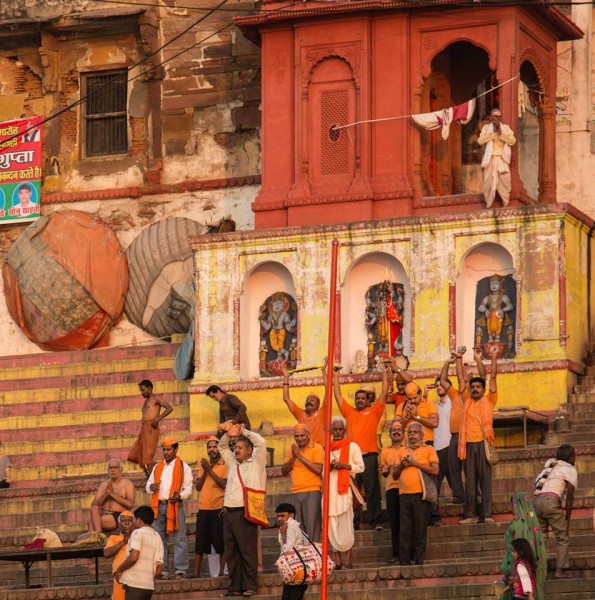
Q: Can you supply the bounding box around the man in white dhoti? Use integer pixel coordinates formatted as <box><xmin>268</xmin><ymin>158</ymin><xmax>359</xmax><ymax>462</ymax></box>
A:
<box><xmin>477</xmin><ymin>109</ymin><xmax>516</xmax><ymax>208</ymax></box>
<box><xmin>327</xmin><ymin>416</ymin><xmax>364</xmax><ymax>570</ymax></box>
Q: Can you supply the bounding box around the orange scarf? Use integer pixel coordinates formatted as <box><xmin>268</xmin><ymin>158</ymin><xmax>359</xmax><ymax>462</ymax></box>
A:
<box><xmin>458</xmin><ymin>397</ymin><xmax>495</xmax><ymax>460</ymax></box>
<box><xmin>150</xmin><ymin>457</ymin><xmax>183</xmax><ymax>534</ymax></box>
<box><xmin>330</xmin><ymin>438</ymin><xmax>352</xmax><ymax>495</ymax></box>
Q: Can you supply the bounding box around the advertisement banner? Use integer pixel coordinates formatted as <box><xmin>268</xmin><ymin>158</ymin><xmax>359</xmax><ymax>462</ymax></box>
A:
<box><xmin>0</xmin><ymin>116</ymin><xmax>43</xmax><ymax>224</ymax></box>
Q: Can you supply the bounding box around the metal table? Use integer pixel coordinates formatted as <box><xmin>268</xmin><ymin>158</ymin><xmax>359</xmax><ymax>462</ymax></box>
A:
<box><xmin>0</xmin><ymin>544</ymin><xmax>104</xmax><ymax>588</ymax></box>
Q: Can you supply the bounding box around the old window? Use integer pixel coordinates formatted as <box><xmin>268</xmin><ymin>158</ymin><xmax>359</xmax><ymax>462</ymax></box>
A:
<box><xmin>81</xmin><ymin>69</ymin><xmax>128</xmax><ymax>158</ymax></box>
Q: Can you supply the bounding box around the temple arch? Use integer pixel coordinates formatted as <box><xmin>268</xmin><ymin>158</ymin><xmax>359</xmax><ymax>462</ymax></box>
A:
<box><xmin>341</xmin><ymin>252</ymin><xmax>411</xmax><ymax>372</ymax></box>
<box><xmin>419</xmin><ymin>41</ymin><xmax>495</xmax><ymax>197</ymax></box>
<box><xmin>518</xmin><ymin>60</ymin><xmax>543</xmax><ymax>201</ymax></box>
<box><xmin>240</xmin><ymin>261</ymin><xmax>297</xmax><ymax>379</ymax></box>
<box><xmin>456</xmin><ymin>243</ymin><xmax>517</xmax><ymax>360</ymax></box>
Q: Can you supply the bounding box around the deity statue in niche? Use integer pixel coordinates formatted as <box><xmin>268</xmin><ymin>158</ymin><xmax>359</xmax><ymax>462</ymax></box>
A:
<box><xmin>259</xmin><ymin>291</ymin><xmax>298</xmax><ymax>376</ymax></box>
<box><xmin>365</xmin><ymin>281</ymin><xmax>404</xmax><ymax>372</ymax></box>
<box><xmin>475</xmin><ymin>274</ymin><xmax>516</xmax><ymax>359</ymax></box>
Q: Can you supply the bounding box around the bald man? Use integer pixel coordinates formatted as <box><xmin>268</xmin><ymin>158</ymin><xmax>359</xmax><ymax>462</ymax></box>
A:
<box><xmin>90</xmin><ymin>459</ymin><xmax>135</xmax><ymax>532</ymax></box>
<box><xmin>281</xmin><ymin>425</ymin><xmax>324</xmax><ymax>541</ymax></box>
<box><xmin>395</xmin><ymin>382</ymin><xmax>439</xmax><ymax>445</ymax></box>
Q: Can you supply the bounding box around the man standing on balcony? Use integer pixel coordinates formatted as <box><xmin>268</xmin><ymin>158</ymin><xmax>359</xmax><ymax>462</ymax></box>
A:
<box><xmin>477</xmin><ymin>108</ymin><xmax>517</xmax><ymax>208</ymax></box>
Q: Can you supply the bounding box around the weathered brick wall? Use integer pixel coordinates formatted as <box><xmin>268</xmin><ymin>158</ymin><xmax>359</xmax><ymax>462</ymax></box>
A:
<box><xmin>159</xmin><ymin>2</ymin><xmax>261</xmax><ymax>183</ymax></box>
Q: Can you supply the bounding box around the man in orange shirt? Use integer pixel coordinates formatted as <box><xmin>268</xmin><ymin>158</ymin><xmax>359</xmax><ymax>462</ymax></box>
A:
<box><xmin>438</xmin><ymin>350</ymin><xmax>486</xmax><ymax>505</ymax></box>
<box><xmin>281</xmin><ymin>365</ymin><xmax>325</xmax><ymax>446</ymax></box>
<box><xmin>333</xmin><ymin>364</ymin><xmax>385</xmax><ymax>531</ymax></box>
<box><xmin>457</xmin><ymin>347</ymin><xmax>498</xmax><ymax>524</ymax></box>
<box><xmin>380</xmin><ymin>421</ymin><xmax>405</xmax><ymax>563</ymax></box>
<box><xmin>393</xmin><ymin>422</ymin><xmax>439</xmax><ymax>565</ymax></box>
<box><xmin>103</xmin><ymin>510</ymin><xmax>135</xmax><ymax>600</ymax></box>
<box><xmin>281</xmin><ymin>424</ymin><xmax>324</xmax><ymax>541</ymax></box>
<box><xmin>194</xmin><ymin>437</ymin><xmax>228</xmax><ymax>577</ymax></box>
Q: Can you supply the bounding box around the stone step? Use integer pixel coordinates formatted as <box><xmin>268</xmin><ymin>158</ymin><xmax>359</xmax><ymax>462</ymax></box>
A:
<box><xmin>567</xmin><ymin>422</ymin><xmax>595</xmax><ymax>433</ymax></box>
<box><xmin>0</xmin><ymin>354</ymin><xmax>177</xmax><ymax>383</ymax></box>
<box><xmin>0</xmin><ymin>367</ymin><xmax>178</xmax><ymax>393</ymax></box>
<box><xmin>1</xmin><ymin>556</ymin><xmax>594</xmax><ymax>599</ymax></box>
<box><xmin>0</xmin><ymin>391</ymin><xmax>188</xmax><ymax>420</ymax></box>
<box><xmin>0</xmin><ymin>404</ymin><xmax>189</xmax><ymax>437</ymax></box>
<box><xmin>547</xmin><ymin>431</ymin><xmax>595</xmax><ymax>444</ymax></box>
<box><xmin>0</xmin><ymin>342</ymin><xmax>178</xmax><ymax>371</ymax></box>
<box><xmin>0</xmin><ymin>378</ymin><xmax>188</xmax><ymax>407</ymax></box>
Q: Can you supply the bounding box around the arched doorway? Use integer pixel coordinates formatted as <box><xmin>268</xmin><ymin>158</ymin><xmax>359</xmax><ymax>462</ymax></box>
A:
<box><xmin>420</xmin><ymin>42</ymin><xmax>496</xmax><ymax>197</ymax></box>
<box><xmin>518</xmin><ymin>61</ymin><xmax>543</xmax><ymax>201</ymax></box>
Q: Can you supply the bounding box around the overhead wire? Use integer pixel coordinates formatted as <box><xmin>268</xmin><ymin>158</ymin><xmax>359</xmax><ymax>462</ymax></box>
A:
<box><xmin>0</xmin><ymin>0</ymin><xmax>234</xmax><ymax>151</ymax></box>
<box><xmin>0</xmin><ymin>0</ymin><xmax>581</xmax><ymax>152</ymax></box>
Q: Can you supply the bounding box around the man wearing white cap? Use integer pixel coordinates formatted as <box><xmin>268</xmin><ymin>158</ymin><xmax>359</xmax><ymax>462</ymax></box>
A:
<box><xmin>477</xmin><ymin>108</ymin><xmax>517</xmax><ymax>208</ymax></box>
<box><xmin>146</xmin><ymin>436</ymin><xmax>193</xmax><ymax>579</ymax></box>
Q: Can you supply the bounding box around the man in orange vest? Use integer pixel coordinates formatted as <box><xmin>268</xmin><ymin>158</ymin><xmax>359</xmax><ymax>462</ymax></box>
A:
<box><xmin>146</xmin><ymin>436</ymin><xmax>193</xmax><ymax>578</ymax></box>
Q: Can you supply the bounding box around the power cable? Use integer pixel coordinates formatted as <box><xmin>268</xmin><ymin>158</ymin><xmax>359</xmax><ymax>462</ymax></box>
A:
<box><xmin>0</xmin><ymin>0</ymin><xmax>233</xmax><ymax>151</ymax></box>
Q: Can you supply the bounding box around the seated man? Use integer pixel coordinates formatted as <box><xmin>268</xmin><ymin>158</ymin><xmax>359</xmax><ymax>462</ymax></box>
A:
<box><xmin>90</xmin><ymin>459</ymin><xmax>135</xmax><ymax>532</ymax></box>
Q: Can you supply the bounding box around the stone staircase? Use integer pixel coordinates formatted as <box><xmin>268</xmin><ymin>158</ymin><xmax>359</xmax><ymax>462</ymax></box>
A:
<box><xmin>0</xmin><ymin>342</ymin><xmax>190</xmax><ymax>544</ymax></box>
<box><xmin>0</xmin><ymin>347</ymin><xmax>595</xmax><ymax>599</ymax></box>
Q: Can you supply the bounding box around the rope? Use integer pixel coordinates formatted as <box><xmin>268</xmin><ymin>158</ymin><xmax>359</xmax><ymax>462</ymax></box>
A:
<box><xmin>333</xmin><ymin>73</ymin><xmax>520</xmax><ymax>131</ymax></box>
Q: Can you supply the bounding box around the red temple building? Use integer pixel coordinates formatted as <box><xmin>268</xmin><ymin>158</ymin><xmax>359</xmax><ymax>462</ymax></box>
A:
<box><xmin>237</xmin><ymin>0</ymin><xmax>582</xmax><ymax>228</ymax></box>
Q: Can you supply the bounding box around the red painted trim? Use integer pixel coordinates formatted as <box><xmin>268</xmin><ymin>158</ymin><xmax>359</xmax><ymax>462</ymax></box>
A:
<box><xmin>559</xmin><ymin>225</ymin><xmax>567</xmax><ymax>348</ymax></box>
<box><xmin>233</xmin><ymin>298</ymin><xmax>240</xmax><ymax>370</ymax></box>
<box><xmin>0</xmin><ymin>342</ymin><xmax>178</xmax><ymax>369</ymax></box>
<box><xmin>192</xmin><ymin>204</ymin><xmax>595</xmax><ymax>248</ymax></box>
<box><xmin>42</xmin><ymin>175</ymin><xmax>261</xmax><ymax>205</ymax></box>
<box><xmin>188</xmin><ymin>358</ymin><xmax>584</xmax><ymax>394</ymax></box>
<box><xmin>449</xmin><ymin>282</ymin><xmax>456</xmax><ymax>351</ymax></box>
<box><xmin>235</xmin><ymin>1</ymin><xmax>583</xmax><ymax>41</ymax></box>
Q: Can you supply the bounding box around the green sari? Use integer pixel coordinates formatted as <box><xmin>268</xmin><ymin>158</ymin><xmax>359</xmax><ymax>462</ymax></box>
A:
<box><xmin>501</xmin><ymin>492</ymin><xmax>546</xmax><ymax>600</ymax></box>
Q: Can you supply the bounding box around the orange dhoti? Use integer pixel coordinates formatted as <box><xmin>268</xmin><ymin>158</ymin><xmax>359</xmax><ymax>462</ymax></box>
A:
<box><xmin>487</xmin><ymin>312</ymin><xmax>503</xmax><ymax>339</ymax></box>
<box><xmin>269</xmin><ymin>328</ymin><xmax>286</xmax><ymax>352</ymax></box>
<box><xmin>128</xmin><ymin>420</ymin><xmax>160</xmax><ymax>470</ymax></box>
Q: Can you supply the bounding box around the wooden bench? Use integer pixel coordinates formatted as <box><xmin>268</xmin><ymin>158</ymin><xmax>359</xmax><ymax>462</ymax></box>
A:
<box><xmin>493</xmin><ymin>405</ymin><xmax>549</xmax><ymax>448</ymax></box>
<box><xmin>0</xmin><ymin>544</ymin><xmax>104</xmax><ymax>588</ymax></box>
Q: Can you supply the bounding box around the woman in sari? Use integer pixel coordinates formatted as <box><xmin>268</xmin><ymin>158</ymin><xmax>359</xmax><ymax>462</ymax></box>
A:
<box><xmin>501</xmin><ymin>492</ymin><xmax>546</xmax><ymax>600</ymax></box>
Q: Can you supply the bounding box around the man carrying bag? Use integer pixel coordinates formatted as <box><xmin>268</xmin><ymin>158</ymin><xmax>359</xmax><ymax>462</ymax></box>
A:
<box><xmin>219</xmin><ymin>426</ymin><xmax>267</xmax><ymax>597</ymax></box>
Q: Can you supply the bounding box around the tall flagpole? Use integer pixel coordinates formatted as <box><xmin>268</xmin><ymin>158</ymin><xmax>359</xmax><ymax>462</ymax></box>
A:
<box><xmin>321</xmin><ymin>239</ymin><xmax>339</xmax><ymax>600</ymax></box>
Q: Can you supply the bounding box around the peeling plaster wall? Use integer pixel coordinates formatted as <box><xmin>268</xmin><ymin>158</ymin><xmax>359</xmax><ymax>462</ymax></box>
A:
<box><xmin>0</xmin><ymin>186</ymin><xmax>257</xmax><ymax>356</ymax></box>
<box><xmin>191</xmin><ymin>208</ymin><xmax>592</xmax><ymax>418</ymax></box>
<box><xmin>556</xmin><ymin>6</ymin><xmax>595</xmax><ymax>216</ymax></box>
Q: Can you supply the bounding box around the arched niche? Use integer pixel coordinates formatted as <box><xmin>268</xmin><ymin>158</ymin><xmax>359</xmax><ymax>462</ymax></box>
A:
<box><xmin>419</xmin><ymin>41</ymin><xmax>495</xmax><ymax>197</ymax></box>
<box><xmin>341</xmin><ymin>252</ymin><xmax>411</xmax><ymax>372</ymax></box>
<box><xmin>518</xmin><ymin>61</ymin><xmax>543</xmax><ymax>201</ymax></box>
<box><xmin>456</xmin><ymin>243</ymin><xmax>516</xmax><ymax>361</ymax></box>
<box><xmin>240</xmin><ymin>262</ymin><xmax>297</xmax><ymax>380</ymax></box>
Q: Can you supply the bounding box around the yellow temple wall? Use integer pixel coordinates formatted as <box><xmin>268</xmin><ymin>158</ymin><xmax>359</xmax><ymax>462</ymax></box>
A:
<box><xmin>189</xmin><ymin>205</ymin><xmax>594</xmax><ymax>438</ymax></box>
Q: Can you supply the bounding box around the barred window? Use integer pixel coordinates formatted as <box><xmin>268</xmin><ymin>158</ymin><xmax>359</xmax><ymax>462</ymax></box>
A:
<box><xmin>81</xmin><ymin>69</ymin><xmax>128</xmax><ymax>158</ymax></box>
